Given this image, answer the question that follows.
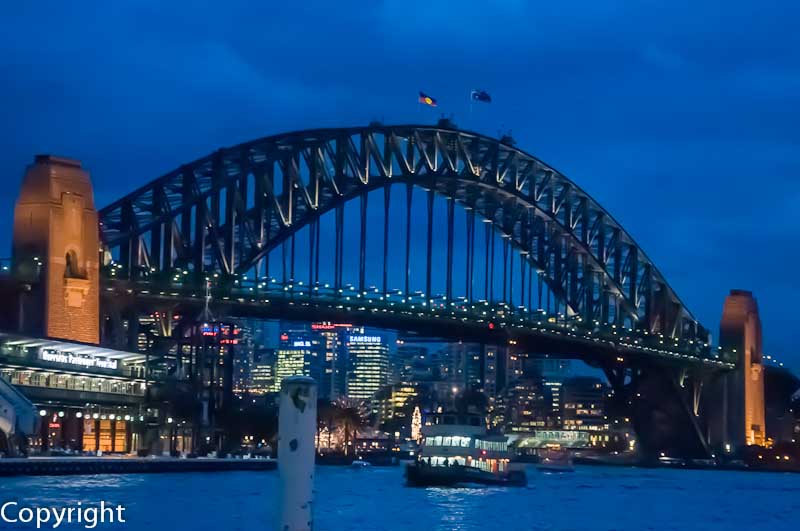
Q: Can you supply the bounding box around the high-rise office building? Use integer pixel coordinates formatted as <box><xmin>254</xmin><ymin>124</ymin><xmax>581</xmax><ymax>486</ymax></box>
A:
<box><xmin>395</xmin><ymin>344</ymin><xmax>433</xmax><ymax>382</ymax></box>
<box><xmin>484</xmin><ymin>346</ymin><xmax>498</xmax><ymax>397</ymax></box>
<box><xmin>136</xmin><ymin>314</ymin><xmax>157</xmax><ymax>353</ymax></box>
<box><xmin>525</xmin><ymin>358</ymin><xmax>571</xmax><ymax>379</ymax></box>
<box><xmin>524</xmin><ymin>357</ymin><xmax>571</xmax><ymax>426</ymax></box>
<box><xmin>502</xmin><ymin>378</ymin><xmax>559</xmax><ymax>431</ymax></box>
<box><xmin>248</xmin><ymin>348</ymin><xmax>276</xmax><ymax>395</ymax></box>
<box><xmin>274</xmin><ymin>326</ymin><xmax>324</xmax><ymax>392</ymax></box>
<box><xmin>311</xmin><ymin>322</ymin><xmax>361</xmax><ymax>400</ymax></box>
<box><xmin>346</xmin><ymin>333</ymin><xmax>390</xmax><ymax>402</ymax></box>
<box><xmin>375</xmin><ymin>382</ymin><xmax>419</xmax><ymax>425</ymax></box>
<box><xmin>447</xmin><ymin>342</ymin><xmax>484</xmax><ymax>392</ymax></box>
<box><xmin>562</xmin><ymin>376</ymin><xmax>609</xmax><ymax>434</ymax></box>
<box><xmin>506</xmin><ymin>349</ymin><xmax>524</xmax><ymax>386</ymax></box>
<box><xmin>233</xmin><ymin>324</ymin><xmax>256</xmax><ymax>396</ymax></box>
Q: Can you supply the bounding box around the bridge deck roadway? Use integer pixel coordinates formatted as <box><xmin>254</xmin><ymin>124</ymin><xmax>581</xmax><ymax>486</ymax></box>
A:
<box><xmin>101</xmin><ymin>280</ymin><xmax>734</xmax><ymax>372</ymax></box>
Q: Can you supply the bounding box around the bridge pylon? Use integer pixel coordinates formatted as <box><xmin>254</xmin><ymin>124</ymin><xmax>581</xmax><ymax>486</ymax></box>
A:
<box><xmin>12</xmin><ymin>155</ymin><xmax>100</xmax><ymax>344</ymax></box>
<box><xmin>707</xmin><ymin>290</ymin><xmax>766</xmax><ymax>451</ymax></box>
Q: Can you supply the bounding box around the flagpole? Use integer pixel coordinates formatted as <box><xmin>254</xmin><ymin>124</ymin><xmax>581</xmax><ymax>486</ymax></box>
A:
<box><xmin>469</xmin><ymin>90</ymin><xmax>473</xmax><ymax>120</ymax></box>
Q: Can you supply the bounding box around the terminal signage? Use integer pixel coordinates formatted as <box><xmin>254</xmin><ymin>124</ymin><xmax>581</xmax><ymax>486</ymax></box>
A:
<box><xmin>39</xmin><ymin>349</ymin><xmax>119</xmax><ymax>370</ymax></box>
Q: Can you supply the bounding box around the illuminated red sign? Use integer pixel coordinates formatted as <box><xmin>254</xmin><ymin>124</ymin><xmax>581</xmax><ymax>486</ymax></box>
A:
<box><xmin>311</xmin><ymin>323</ymin><xmax>354</xmax><ymax>330</ymax></box>
<box><xmin>201</xmin><ymin>322</ymin><xmax>240</xmax><ymax>339</ymax></box>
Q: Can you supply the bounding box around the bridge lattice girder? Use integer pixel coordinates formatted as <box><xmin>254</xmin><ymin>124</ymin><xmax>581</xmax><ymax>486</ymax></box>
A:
<box><xmin>98</xmin><ymin>124</ymin><xmax>705</xmax><ymax>342</ymax></box>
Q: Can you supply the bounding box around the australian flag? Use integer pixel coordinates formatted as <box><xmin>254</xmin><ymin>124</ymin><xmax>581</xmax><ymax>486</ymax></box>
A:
<box><xmin>471</xmin><ymin>89</ymin><xmax>492</xmax><ymax>103</ymax></box>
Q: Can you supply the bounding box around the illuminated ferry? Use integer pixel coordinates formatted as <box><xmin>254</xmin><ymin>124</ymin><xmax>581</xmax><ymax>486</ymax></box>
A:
<box><xmin>405</xmin><ymin>412</ymin><xmax>527</xmax><ymax>487</ymax></box>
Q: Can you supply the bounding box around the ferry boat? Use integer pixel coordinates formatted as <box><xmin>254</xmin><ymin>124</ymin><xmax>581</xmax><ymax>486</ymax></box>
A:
<box><xmin>405</xmin><ymin>412</ymin><xmax>527</xmax><ymax>487</ymax></box>
<box><xmin>536</xmin><ymin>444</ymin><xmax>574</xmax><ymax>472</ymax></box>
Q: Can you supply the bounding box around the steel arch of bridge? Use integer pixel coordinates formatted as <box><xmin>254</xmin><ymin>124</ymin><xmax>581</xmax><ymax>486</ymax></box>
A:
<box><xmin>99</xmin><ymin>123</ymin><xmax>706</xmax><ymax>345</ymax></box>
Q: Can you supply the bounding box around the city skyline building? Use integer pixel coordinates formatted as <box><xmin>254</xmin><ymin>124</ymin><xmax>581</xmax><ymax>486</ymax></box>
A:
<box><xmin>375</xmin><ymin>382</ymin><xmax>418</xmax><ymax>425</ymax></box>
<box><xmin>447</xmin><ymin>342</ymin><xmax>484</xmax><ymax>392</ymax></box>
<box><xmin>394</xmin><ymin>343</ymin><xmax>431</xmax><ymax>382</ymax></box>
<box><xmin>233</xmin><ymin>324</ymin><xmax>256</xmax><ymax>396</ymax></box>
<box><xmin>501</xmin><ymin>378</ymin><xmax>558</xmax><ymax>431</ymax></box>
<box><xmin>248</xmin><ymin>348</ymin><xmax>276</xmax><ymax>396</ymax></box>
<box><xmin>562</xmin><ymin>376</ymin><xmax>610</xmax><ymax>446</ymax></box>
<box><xmin>483</xmin><ymin>346</ymin><xmax>498</xmax><ymax>397</ymax></box>
<box><xmin>346</xmin><ymin>333</ymin><xmax>390</xmax><ymax>403</ymax></box>
<box><xmin>311</xmin><ymin>322</ymin><xmax>362</xmax><ymax>400</ymax></box>
<box><xmin>274</xmin><ymin>325</ymin><xmax>325</xmax><ymax>392</ymax></box>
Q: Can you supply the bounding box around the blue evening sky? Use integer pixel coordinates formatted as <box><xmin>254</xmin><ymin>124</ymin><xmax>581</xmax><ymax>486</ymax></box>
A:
<box><xmin>1</xmin><ymin>1</ymin><xmax>798</xmax><ymax>368</ymax></box>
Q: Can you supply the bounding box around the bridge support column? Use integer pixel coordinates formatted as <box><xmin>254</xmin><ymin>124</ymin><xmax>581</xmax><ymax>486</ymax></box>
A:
<box><xmin>12</xmin><ymin>155</ymin><xmax>100</xmax><ymax>344</ymax></box>
<box><xmin>603</xmin><ymin>363</ymin><xmax>713</xmax><ymax>461</ymax></box>
<box><xmin>706</xmin><ymin>290</ymin><xmax>766</xmax><ymax>452</ymax></box>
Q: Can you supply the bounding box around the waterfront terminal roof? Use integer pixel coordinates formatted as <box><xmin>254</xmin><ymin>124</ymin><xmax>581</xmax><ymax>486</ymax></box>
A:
<box><xmin>0</xmin><ymin>331</ymin><xmax>147</xmax><ymax>364</ymax></box>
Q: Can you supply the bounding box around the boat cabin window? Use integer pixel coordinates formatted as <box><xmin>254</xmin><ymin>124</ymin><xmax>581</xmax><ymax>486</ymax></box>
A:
<box><xmin>475</xmin><ymin>440</ymin><xmax>507</xmax><ymax>452</ymax></box>
<box><xmin>429</xmin><ymin>456</ymin><xmax>466</xmax><ymax>467</ymax></box>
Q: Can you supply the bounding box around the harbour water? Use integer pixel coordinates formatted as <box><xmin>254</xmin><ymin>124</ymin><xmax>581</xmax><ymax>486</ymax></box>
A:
<box><xmin>1</xmin><ymin>465</ymin><xmax>798</xmax><ymax>530</ymax></box>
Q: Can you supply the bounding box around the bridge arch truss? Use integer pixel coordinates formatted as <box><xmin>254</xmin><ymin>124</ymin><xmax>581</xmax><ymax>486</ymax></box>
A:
<box><xmin>99</xmin><ymin>123</ymin><xmax>706</xmax><ymax>344</ymax></box>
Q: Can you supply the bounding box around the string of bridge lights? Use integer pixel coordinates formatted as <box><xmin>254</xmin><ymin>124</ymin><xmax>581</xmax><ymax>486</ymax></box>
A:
<box><xmin>103</xmin><ymin>261</ymin><xmax>736</xmax><ymax>369</ymax></box>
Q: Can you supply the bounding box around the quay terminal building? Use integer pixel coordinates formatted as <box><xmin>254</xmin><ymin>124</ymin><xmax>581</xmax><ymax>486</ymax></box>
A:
<box><xmin>0</xmin><ymin>332</ymin><xmax>149</xmax><ymax>454</ymax></box>
<box><xmin>0</xmin><ymin>156</ymin><xmax>184</xmax><ymax>456</ymax></box>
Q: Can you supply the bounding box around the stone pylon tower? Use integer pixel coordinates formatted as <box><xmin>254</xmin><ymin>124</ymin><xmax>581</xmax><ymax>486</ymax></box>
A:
<box><xmin>718</xmin><ymin>289</ymin><xmax>766</xmax><ymax>447</ymax></box>
<box><xmin>12</xmin><ymin>155</ymin><xmax>100</xmax><ymax>344</ymax></box>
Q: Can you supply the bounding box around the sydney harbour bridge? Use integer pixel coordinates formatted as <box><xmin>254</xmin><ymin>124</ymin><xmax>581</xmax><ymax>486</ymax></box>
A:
<box><xmin>100</xmin><ymin>122</ymin><xmax>724</xmax><ymax>359</ymax></box>
<box><xmin>1</xmin><ymin>121</ymin><xmax>762</xmax><ymax>459</ymax></box>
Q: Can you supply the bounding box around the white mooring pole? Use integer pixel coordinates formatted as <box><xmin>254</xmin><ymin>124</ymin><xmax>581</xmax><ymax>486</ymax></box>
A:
<box><xmin>278</xmin><ymin>376</ymin><xmax>317</xmax><ymax>531</ymax></box>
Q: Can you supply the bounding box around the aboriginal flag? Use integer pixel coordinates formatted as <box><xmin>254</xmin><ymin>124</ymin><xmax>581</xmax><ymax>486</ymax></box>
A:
<box><xmin>418</xmin><ymin>91</ymin><xmax>437</xmax><ymax>107</ymax></box>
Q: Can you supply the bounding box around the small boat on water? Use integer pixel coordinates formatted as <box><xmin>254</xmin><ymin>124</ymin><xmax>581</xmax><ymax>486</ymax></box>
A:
<box><xmin>351</xmin><ymin>459</ymin><xmax>372</xmax><ymax>468</ymax></box>
<box><xmin>536</xmin><ymin>444</ymin><xmax>574</xmax><ymax>472</ymax></box>
<box><xmin>405</xmin><ymin>412</ymin><xmax>527</xmax><ymax>487</ymax></box>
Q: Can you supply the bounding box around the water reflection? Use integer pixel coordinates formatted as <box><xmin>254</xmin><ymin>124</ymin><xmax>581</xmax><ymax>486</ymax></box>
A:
<box><xmin>0</xmin><ymin>466</ymin><xmax>797</xmax><ymax>531</ymax></box>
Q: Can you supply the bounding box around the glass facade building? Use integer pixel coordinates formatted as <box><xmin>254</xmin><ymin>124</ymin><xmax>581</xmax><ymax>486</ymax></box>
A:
<box><xmin>346</xmin><ymin>334</ymin><xmax>389</xmax><ymax>401</ymax></box>
<box><xmin>311</xmin><ymin>322</ymin><xmax>361</xmax><ymax>400</ymax></box>
<box><xmin>274</xmin><ymin>327</ymin><xmax>324</xmax><ymax>392</ymax></box>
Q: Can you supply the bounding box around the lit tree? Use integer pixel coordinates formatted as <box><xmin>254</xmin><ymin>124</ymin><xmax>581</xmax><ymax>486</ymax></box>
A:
<box><xmin>333</xmin><ymin>397</ymin><xmax>368</xmax><ymax>456</ymax></box>
<box><xmin>411</xmin><ymin>406</ymin><xmax>422</xmax><ymax>442</ymax></box>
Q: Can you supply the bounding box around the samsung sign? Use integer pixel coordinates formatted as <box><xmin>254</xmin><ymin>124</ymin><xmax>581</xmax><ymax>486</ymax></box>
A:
<box><xmin>39</xmin><ymin>349</ymin><xmax>119</xmax><ymax>370</ymax></box>
<box><xmin>349</xmin><ymin>335</ymin><xmax>381</xmax><ymax>344</ymax></box>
